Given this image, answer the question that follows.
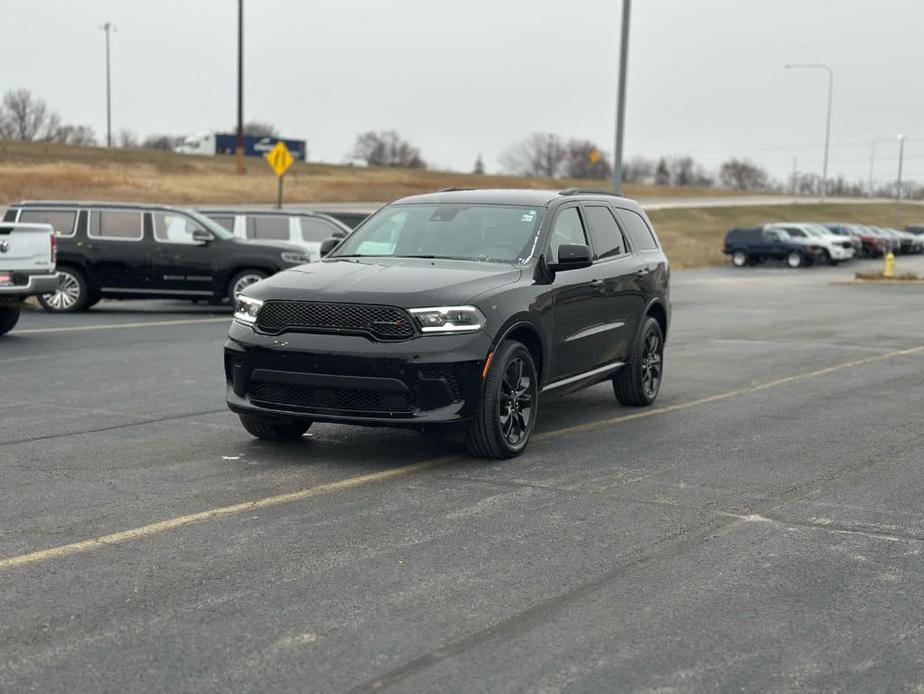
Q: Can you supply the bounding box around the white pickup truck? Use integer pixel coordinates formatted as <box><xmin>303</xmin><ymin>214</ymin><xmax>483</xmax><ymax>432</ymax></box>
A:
<box><xmin>0</xmin><ymin>222</ymin><xmax>58</xmax><ymax>335</ymax></box>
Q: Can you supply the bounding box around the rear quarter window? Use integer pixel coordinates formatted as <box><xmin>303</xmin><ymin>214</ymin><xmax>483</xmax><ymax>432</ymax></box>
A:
<box><xmin>18</xmin><ymin>209</ymin><xmax>78</xmax><ymax>237</ymax></box>
<box><xmin>614</xmin><ymin>208</ymin><xmax>659</xmax><ymax>251</ymax></box>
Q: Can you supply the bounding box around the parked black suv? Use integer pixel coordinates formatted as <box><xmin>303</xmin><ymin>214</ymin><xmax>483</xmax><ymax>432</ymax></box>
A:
<box><xmin>225</xmin><ymin>189</ymin><xmax>670</xmax><ymax>458</ymax></box>
<box><xmin>723</xmin><ymin>227</ymin><xmax>821</xmax><ymax>268</ymax></box>
<box><xmin>2</xmin><ymin>201</ymin><xmax>308</xmax><ymax>311</ymax></box>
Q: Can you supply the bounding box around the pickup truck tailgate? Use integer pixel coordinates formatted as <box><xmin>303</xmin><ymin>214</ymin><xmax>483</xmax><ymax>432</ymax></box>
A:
<box><xmin>0</xmin><ymin>223</ymin><xmax>55</xmax><ymax>271</ymax></box>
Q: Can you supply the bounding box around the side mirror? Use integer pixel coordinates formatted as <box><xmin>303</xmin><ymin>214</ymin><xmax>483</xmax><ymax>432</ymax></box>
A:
<box><xmin>192</xmin><ymin>229</ymin><xmax>213</xmax><ymax>244</ymax></box>
<box><xmin>550</xmin><ymin>243</ymin><xmax>592</xmax><ymax>272</ymax></box>
<box><xmin>320</xmin><ymin>237</ymin><xmax>340</xmax><ymax>256</ymax></box>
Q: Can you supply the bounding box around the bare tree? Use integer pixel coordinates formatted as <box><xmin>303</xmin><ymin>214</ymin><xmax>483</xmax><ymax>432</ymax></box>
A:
<box><xmin>118</xmin><ymin>129</ymin><xmax>139</xmax><ymax>148</ymax></box>
<box><xmin>239</xmin><ymin>121</ymin><xmax>278</xmax><ymax>137</ymax></box>
<box><xmin>0</xmin><ymin>89</ymin><xmax>60</xmax><ymax>140</ymax></box>
<box><xmin>719</xmin><ymin>158</ymin><xmax>769</xmax><ymax>191</ymax></box>
<box><xmin>654</xmin><ymin>158</ymin><xmax>670</xmax><ymax>186</ymax></box>
<box><xmin>51</xmin><ymin>124</ymin><xmax>97</xmax><ymax>146</ymax></box>
<box><xmin>350</xmin><ymin>130</ymin><xmax>426</xmax><ymax>168</ymax></box>
<box><xmin>564</xmin><ymin>139</ymin><xmax>612</xmax><ymax>180</ymax></box>
<box><xmin>142</xmin><ymin>134</ymin><xmax>186</xmax><ymax>151</ymax></box>
<box><xmin>500</xmin><ymin>133</ymin><xmax>567</xmax><ymax>178</ymax></box>
<box><xmin>622</xmin><ymin>156</ymin><xmax>656</xmax><ymax>184</ymax></box>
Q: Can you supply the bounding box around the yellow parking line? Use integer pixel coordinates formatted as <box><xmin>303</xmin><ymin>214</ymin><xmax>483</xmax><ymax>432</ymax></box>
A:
<box><xmin>14</xmin><ymin>317</ymin><xmax>231</xmax><ymax>334</ymax></box>
<box><xmin>0</xmin><ymin>343</ymin><xmax>921</xmax><ymax>572</ymax></box>
<box><xmin>0</xmin><ymin>459</ymin><xmax>449</xmax><ymax>571</ymax></box>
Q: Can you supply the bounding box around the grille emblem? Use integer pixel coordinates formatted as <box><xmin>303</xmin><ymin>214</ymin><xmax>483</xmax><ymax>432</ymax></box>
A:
<box><xmin>0</xmin><ymin>241</ymin><xmax>9</xmax><ymax>253</ymax></box>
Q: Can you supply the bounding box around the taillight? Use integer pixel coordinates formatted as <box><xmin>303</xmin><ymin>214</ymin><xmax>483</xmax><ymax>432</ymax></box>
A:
<box><xmin>51</xmin><ymin>234</ymin><xmax>57</xmax><ymax>265</ymax></box>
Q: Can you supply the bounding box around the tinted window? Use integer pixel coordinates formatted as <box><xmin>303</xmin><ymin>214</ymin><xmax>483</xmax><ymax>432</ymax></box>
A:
<box><xmin>784</xmin><ymin>228</ymin><xmax>806</xmax><ymax>237</ymax></box>
<box><xmin>584</xmin><ymin>205</ymin><xmax>625</xmax><ymax>259</ymax></box>
<box><xmin>19</xmin><ymin>209</ymin><xmax>78</xmax><ymax>237</ymax></box>
<box><xmin>549</xmin><ymin>207</ymin><xmax>588</xmax><ymax>262</ymax></box>
<box><xmin>91</xmin><ymin>210</ymin><xmax>143</xmax><ymax>239</ymax></box>
<box><xmin>153</xmin><ymin>212</ymin><xmax>203</xmax><ymax>245</ymax></box>
<box><xmin>301</xmin><ymin>217</ymin><xmax>340</xmax><ymax>242</ymax></box>
<box><xmin>2</xmin><ymin>208</ymin><xmax>15</xmax><ymax>223</ymax></box>
<box><xmin>614</xmin><ymin>208</ymin><xmax>658</xmax><ymax>251</ymax></box>
<box><xmin>247</xmin><ymin>216</ymin><xmax>289</xmax><ymax>241</ymax></box>
<box><xmin>208</xmin><ymin>215</ymin><xmax>235</xmax><ymax>233</ymax></box>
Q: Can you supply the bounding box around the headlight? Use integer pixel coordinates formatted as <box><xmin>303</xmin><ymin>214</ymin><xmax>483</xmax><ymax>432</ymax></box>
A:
<box><xmin>281</xmin><ymin>252</ymin><xmax>308</xmax><ymax>264</ymax></box>
<box><xmin>234</xmin><ymin>295</ymin><xmax>263</xmax><ymax>325</ymax></box>
<box><xmin>409</xmin><ymin>306</ymin><xmax>486</xmax><ymax>334</ymax></box>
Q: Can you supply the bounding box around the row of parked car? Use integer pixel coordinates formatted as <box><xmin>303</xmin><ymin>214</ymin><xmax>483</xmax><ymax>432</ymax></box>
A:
<box><xmin>723</xmin><ymin>222</ymin><xmax>924</xmax><ymax>268</ymax></box>
<box><xmin>0</xmin><ymin>200</ymin><xmax>371</xmax><ymax>333</ymax></box>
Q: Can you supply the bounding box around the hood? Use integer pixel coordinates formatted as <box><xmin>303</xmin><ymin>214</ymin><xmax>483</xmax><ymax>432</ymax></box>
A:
<box><xmin>244</xmin><ymin>256</ymin><xmax>522</xmax><ymax>307</ymax></box>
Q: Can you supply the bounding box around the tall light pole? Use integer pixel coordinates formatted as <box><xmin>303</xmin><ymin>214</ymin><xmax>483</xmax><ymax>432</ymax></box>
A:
<box><xmin>784</xmin><ymin>63</ymin><xmax>833</xmax><ymax>200</ymax></box>
<box><xmin>896</xmin><ymin>133</ymin><xmax>905</xmax><ymax>227</ymax></box>
<box><xmin>236</xmin><ymin>0</ymin><xmax>245</xmax><ymax>174</ymax></box>
<box><xmin>611</xmin><ymin>0</ymin><xmax>631</xmax><ymax>194</ymax></box>
<box><xmin>101</xmin><ymin>22</ymin><xmax>115</xmax><ymax>148</ymax></box>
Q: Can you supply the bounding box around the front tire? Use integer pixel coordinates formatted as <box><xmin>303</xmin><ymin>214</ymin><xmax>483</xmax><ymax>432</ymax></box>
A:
<box><xmin>466</xmin><ymin>340</ymin><xmax>538</xmax><ymax>459</ymax></box>
<box><xmin>614</xmin><ymin>317</ymin><xmax>664</xmax><ymax>407</ymax></box>
<box><xmin>239</xmin><ymin>414</ymin><xmax>311</xmax><ymax>441</ymax></box>
<box><xmin>0</xmin><ymin>306</ymin><xmax>21</xmax><ymax>336</ymax></box>
<box><xmin>38</xmin><ymin>267</ymin><xmax>91</xmax><ymax>313</ymax></box>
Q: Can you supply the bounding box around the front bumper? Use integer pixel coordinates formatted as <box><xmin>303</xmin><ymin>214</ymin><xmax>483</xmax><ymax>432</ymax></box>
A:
<box><xmin>0</xmin><ymin>271</ymin><xmax>58</xmax><ymax>297</ymax></box>
<box><xmin>828</xmin><ymin>245</ymin><xmax>854</xmax><ymax>260</ymax></box>
<box><xmin>224</xmin><ymin>321</ymin><xmax>493</xmax><ymax>427</ymax></box>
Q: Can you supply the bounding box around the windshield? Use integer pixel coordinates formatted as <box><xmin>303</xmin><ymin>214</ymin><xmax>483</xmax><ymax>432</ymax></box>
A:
<box><xmin>184</xmin><ymin>209</ymin><xmax>235</xmax><ymax>240</ymax></box>
<box><xmin>331</xmin><ymin>203</ymin><xmax>544</xmax><ymax>264</ymax></box>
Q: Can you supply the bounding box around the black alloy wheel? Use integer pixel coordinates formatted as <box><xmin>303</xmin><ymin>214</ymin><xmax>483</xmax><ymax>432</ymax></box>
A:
<box><xmin>466</xmin><ymin>340</ymin><xmax>538</xmax><ymax>459</ymax></box>
<box><xmin>614</xmin><ymin>316</ymin><xmax>664</xmax><ymax>407</ymax></box>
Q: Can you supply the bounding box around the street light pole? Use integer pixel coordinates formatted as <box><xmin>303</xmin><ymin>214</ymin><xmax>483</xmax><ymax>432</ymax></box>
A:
<box><xmin>236</xmin><ymin>0</ymin><xmax>245</xmax><ymax>175</ymax></box>
<box><xmin>611</xmin><ymin>0</ymin><xmax>631</xmax><ymax>195</ymax></box>
<box><xmin>896</xmin><ymin>134</ymin><xmax>905</xmax><ymax>227</ymax></box>
<box><xmin>784</xmin><ymin>63</ymin><xmax>833</xmax><ymax>201</ymax></box>
<box><xmin>101</xmin><ymin>22</ymin><xmax>115</xmax><ymax>148</ymax></box>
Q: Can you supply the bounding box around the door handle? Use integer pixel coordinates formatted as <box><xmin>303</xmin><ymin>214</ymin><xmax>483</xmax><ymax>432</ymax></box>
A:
<box><xmin>590</xmin><ymin>278</ymin><xmax>604</xmax><ymax>288</ymax></box>
<box><xmin>635</xmin><ymin>268</ymin><xmax>650</xmax><ymax>278</ymax></box>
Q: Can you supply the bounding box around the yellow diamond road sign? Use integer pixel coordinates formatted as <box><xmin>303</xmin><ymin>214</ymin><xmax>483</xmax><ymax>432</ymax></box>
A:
<box><xmin>267</xmin><ymin>141</ymin><xmax>294</xmax><ymax>177</ymax></box>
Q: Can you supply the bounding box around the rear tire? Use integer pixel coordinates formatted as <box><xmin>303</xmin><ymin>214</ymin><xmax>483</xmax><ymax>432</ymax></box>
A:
<box><xmin>465</xmin><ymin>340</ymin><xmax>538</xmax><ymax>459</ymax></box>
<box><xmin>228</xmin><ymin>269</ymin><xmax>268</xmax><ymax>302</ymax></box>
<box><xmin>0</xmin><ymin>306</ymin><xmax>21</xmax><ymax>336</ymax></box>
<box><xmin>786</xmin><ymin>251</ymin><xmax>805</xmax><ymax>268</ymax></box>
<box><xmin>732</xmin><ymin>250</ymin><xmax>749</xmax><ymax>267</ymax></box>
<box><xmin>614</xmin><ymin>317</ymin><xmax>664</xmax><ymax>407</ymax></box>
<box><xmin>37</xmin><ymin>267</ymin><xmax>90</xmax><ymax>313</ymax></box>
<box><xmin>239</xmin><ymin>414</ymin><xmax>311</xmax><ymax>441</ymax></box>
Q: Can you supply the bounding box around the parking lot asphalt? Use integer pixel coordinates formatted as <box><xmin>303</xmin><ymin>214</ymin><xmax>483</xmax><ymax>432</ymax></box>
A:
<box><xmin>2</xmin><ymin>255</ymin><xmax>924</xmax><ymax>692</ymax></box>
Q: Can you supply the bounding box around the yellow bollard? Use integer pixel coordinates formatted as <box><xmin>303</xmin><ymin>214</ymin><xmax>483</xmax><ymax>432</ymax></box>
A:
<box><xmin>884</xmin><ymin>251</ymin><xmax>895</xmax><ymax>278</ymax></box>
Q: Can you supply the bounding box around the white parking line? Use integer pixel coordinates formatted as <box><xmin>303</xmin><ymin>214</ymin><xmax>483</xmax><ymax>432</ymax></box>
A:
<box><xmin>14</xmin><ymin>317</ymin><xmax>231</xmax><ymax>334</ymax></box>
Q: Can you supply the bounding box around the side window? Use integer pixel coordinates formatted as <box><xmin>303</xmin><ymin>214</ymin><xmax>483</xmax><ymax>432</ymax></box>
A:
<box><xmin>785</xmin><ymin>228</ymin><xmax>805</xmax><ymax>237</ymax></box>
<box><xmin>18</xmin><ymin>209</ymin><xmax>78</xmax><ymax>237</ymax></box>
<box><xmin>614</xmin><ymin>209</ymin><xmax>658</xmax><ymax>251</ymax></box>
<box><xmin>549</xmin><ymin>207</ymin><xmax>588</xmax><ymax>262</ymax></box>
<box><xmin>153</xmin><ymin>212</ymin><xmax>202</xmax><ymax>244</ymax></box>
<box><xmin>584</xmin><ymin>205</ymin><xmax>626</xmax><ymax>259</ymax></box>
<box><xmin>301</xmin><ymin>217</ymin><xmax>341</xmax><ymax>242</ymax></box>
<box><xmin>208</xmin><ymin>215</ymin><xmax>235</xmax><ymax>233</ymax></box>
<box><xmin>246</xmin><ymin>216</ymin><xmax>290</xmax><ymax>241</ymax></box>
<box><xmin>3</xmin><ymin>208</ymin><xmax>19</xmax><ymax>222</ymax></box>
<box><xmin>91</xmin><ymin>210</ymin><xmax>143</xmax><ymax>240</ymax></box>
<box><xmin>765</xmin><ymin>230</ymin><xmax>781</xmax><ymax>242</ymax></box>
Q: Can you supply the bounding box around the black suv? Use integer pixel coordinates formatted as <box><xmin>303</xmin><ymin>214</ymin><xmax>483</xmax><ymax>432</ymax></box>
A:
<box><xmin>2</xmin><ymin>201</ymin><xmax>309</xmax><ymax>312</ymax></box>
<box><xmin>224</xmin><ymin>189</ymin><xmax>670</xmax><ymax>458</ymax></box>
<box><xmin>723</xmin><ymin>227</ymin><xmax>821</xmax><ymax>268</ymax></box>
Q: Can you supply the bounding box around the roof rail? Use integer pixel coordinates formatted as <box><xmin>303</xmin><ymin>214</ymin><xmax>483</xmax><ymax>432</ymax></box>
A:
<box><xmin>438</xmin><ymin>187</ymin><xmax>475</xmax><ymax>192</ymax></box>
<box><xmin>558</xmin><ymin>188</ymin><xmax>624</xmax><ymax>197</ymax></box>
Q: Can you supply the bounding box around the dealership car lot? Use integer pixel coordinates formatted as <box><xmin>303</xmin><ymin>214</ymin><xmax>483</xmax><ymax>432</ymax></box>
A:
<box><xmin>2</xmin><ymin>255</ymin><xmax>924</xmax><ymax>691</ymax></box>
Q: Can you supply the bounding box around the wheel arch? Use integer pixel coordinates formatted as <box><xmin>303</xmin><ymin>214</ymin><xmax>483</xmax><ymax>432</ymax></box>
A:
<box><xmin>491</xmin><ymin>318</ymin><xmax>547</xmax><ymax>387</ymax></box>
<box><xmin>644</xmin><ymin>299</ymin><xmax>669</xmax><ymax>343</ymax></box>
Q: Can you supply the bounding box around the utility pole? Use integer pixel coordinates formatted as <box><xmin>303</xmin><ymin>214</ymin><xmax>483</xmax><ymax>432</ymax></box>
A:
<box><xmin>784</xmin><ymin>63</ymin><xmax>833</xmax><ymax>201</ymax></box>
<box><xmin>101</xmin><ymin>22</ymin><xmax>115</xmax><ymax>148</ymax></box>
<box><xmin>236</xmin><ymin>0</ymin><xmax>245</xmax><ymax>174</ymax></box>
<box><xmin>896</xmin><ymin>134</ymin><xmax>905</xmax><ymax>227</ymax></box>
<box><xmin>612</xmin><ymin>0</ymin><xmax>631</xmax><ymax>194</ymax></box>
<box><xmin>791</xmin><ymin>155</ymin><xmax>797</xmax><ymax>195</ymax></box>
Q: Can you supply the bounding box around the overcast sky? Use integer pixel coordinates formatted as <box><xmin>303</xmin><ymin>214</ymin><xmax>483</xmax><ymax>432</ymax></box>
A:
<box><xmin>3</xmin><ymin>0</ymin><xmax>922</xmax><ymax>184</ymax></box>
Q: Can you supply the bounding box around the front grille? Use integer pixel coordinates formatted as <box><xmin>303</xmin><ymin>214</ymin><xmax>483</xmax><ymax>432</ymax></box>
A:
<box><xmin>255</xmin><ymin>300</ymin><xmax>416</xmax><ymax>340</ymax></box>
<box><xmin>420</xmin><ymin>368</ymin><xmax>463</xmax><ymax>402</ymax></box>
<box><xmin>249</xmin><ymin>382</ymin><xmax>415</xmax><ymax>413</ymax></box>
